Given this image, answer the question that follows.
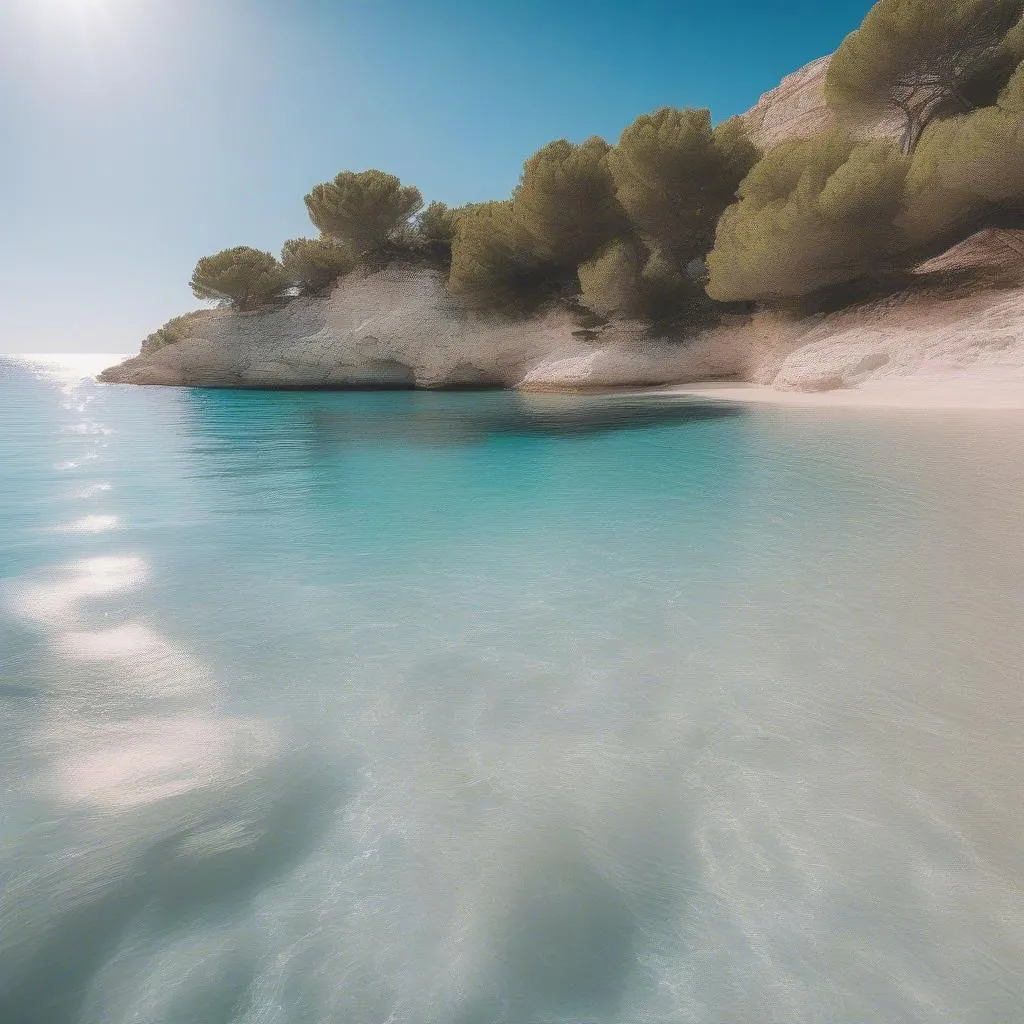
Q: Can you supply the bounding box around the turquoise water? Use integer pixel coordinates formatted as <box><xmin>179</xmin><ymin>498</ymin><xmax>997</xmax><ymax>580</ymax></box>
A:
<box><xmin>2</xmin><ymin>354</ymin><xmax>1023</xmax><ymax>1024</ymax></box>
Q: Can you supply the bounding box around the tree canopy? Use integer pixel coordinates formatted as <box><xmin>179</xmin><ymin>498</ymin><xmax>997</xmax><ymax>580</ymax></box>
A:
<box><xmin>305</xmin><ymin>170</ymin><xmax>423</xmax><ymax>257</ymax></box>
<box><xmin>189</xmin><ymin>247</ymin><xmax>287</xmax><ymax>310</ymax></box>
<box><xmin>609</xmin><ymin>109</ymin><xmax>760</xmax><ymax>265</ymax></box>
<box><xmin>447</xmin><ymin>201</ymin><xmax>555</xmax><ymax>312</ymax></box>
<box><xmin>511</xmin><ymin>137</ymin><xmax>629</xmax><ymax>269</ymax></box>
<box><xmin>281</xmin><ymin>237</ymin><xmax>357</xmax><ymax>295</ymax></box>
<box><xmin>416</xmin><ymin>201</ymin><xmax>459</xmax><ymax>265</ymax></box>
<box><xmin>903</xmin><ymin>58</ymin><xmax>1024</xmax><ymax>242</ymax></box>
<box><xmin>826</xmin><ymin>0</ymin><xmax>1024</xmax><ymax>153</ymax></box>
<box><xmin>707</xmin><ymin>131</ymin><xmax>911</xmax><ymax>302</ymax></box>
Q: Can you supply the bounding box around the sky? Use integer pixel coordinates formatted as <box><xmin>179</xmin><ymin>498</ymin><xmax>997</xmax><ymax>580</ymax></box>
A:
<box><xmin>0</xmin><ymin>0</ymin><xmax>874</xmax><ymax>353</ymax></box>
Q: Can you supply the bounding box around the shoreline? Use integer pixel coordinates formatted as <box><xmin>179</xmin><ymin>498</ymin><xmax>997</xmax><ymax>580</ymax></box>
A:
<box><xmin>12</xmin><ymin>352</ymin><xmax>1022</xmax><ymax>412</ymax></box>
<box><xmin>641</xmin><ymin>378</ymin><xmax>1024</xmax><ymax>411</ymax></box>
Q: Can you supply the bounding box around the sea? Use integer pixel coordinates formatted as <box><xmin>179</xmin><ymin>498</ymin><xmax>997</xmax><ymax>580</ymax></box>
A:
<box><xmin>1</xmin><ymin>352</ymin><xmax>1023</xmax><ymax>1024</ymax></box>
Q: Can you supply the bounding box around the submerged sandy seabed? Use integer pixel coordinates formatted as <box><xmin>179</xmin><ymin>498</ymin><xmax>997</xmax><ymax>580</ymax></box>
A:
<box><xmin>648</xmin><ymin>378</ymin><xmax>1024</xmax><ymax>410</ymax></box>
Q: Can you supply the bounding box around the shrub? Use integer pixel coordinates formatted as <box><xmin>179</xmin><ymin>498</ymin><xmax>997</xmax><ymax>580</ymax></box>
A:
<box><xmin>189</xmin><ymin>247</ymin><xmax>287</xmax><ymax>310</ymax></box>
<box><xmin>707</xmin><ymin>130</ymin><xmax>911</xmax><ymax>302</ymax></box>
<box><xmin>140</xmin><ymin>311</ymin><xmax>208</xmax><ymax>354</ymax></box>
<box><xmin>281</xmin><ymin>237</ymin><xmax>357</xmax><ymax>295</ymax></box>
<box><xmin>577</xmin><ymin>239</ymin><xmax>648</xmax><ymax>319</ymax></box>
<box><xmin>305</xmin><ymin>170</ymin><xmax>423</xmax><ymax>258</ymax></box>
<box><xmin>638</xmin><ymin>249</ymin><xmax>714</xmax><ymax>326</ymax></box>
<box><xmin>577</xmin><ymin>239</ymin><xmax>706</xmax><ymax>324</ymax></box>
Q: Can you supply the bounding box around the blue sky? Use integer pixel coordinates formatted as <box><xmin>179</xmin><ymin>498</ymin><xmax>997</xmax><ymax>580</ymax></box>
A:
<box><xmin>0</xmin><ymin>0</ymin><xmax>873</xmax><ymax>352</ymax></box>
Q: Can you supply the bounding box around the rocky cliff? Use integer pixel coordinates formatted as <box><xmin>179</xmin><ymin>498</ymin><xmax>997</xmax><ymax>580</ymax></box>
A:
<box><xmin>100</xmin><ymin>59</ymin><xmax>1024</xmax><ymax>395</ymax></box>
<box><xmin>742</xmin><ymin>53</ymin><xmax>903</xmax><ymax>149</ymax></box>
<box><xmin>744</xmin><ymin>229</ymin><xmax>1024</xmax><ymax>391</ymax></box>
<box><xmin>100</xmin><ymin>265</ymin><xmax>748</xmax><ymax>390</ymax></box>
<box><xmin>743</xmin><ymin>56</ymin><xmax>837</xmax><ymax>149</ymax></box>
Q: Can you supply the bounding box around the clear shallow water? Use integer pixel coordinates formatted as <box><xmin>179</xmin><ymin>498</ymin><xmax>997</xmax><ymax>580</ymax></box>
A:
<box><xmin>2</xmin><ymin>353</ymin><xmax>1023</xmax><ymax>1024</ymax></box>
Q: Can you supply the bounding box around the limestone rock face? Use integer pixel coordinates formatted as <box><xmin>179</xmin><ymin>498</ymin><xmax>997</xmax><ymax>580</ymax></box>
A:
<box><xmin>100</xmin><ymin>266</ymin><xmax>747</xmax><ymax>391</ymax></box>
<box><xmin>758</xmin><ymin>271</ymin><xmax>1024</xmax><ymax>393</ymax></box>
<box><xmin>100</xmin><ymin>247</ymin><xmax>1024</xmax><ymax>394</ymax></box>
<box><xmin>743</xmin><ymin>56</ymin><xmax>837</xmax><ymax>150</ymax></box>
<box><xmin>743</xmin><ymin>54</ymin><xmax>903</xmax><ymax>149</ymax></box>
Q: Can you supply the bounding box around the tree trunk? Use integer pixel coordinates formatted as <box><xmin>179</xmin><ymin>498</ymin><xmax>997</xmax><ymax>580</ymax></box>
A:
<box><xmin>901</xmin><ymin>115</ymin><xmax>922</xmax><ymax>155</ymax></box>
<box><xmin>901</xmin><ymin>88</ymin><xmax>964</xmax><ymax>154</ymax></box>
<box><xmin>910</xmin><ymin>102</ymin><xmax>947</xmax><ymax>152</ymax></box>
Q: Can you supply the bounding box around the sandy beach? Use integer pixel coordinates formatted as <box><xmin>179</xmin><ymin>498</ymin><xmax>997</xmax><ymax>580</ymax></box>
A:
<box><xmin>649</xmin><ymin>378</ymin><xmax>1024</xmax><ymax>410</ymax></box>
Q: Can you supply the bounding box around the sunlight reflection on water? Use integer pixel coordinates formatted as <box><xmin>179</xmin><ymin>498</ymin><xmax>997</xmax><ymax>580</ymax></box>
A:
<box><xmin>61</xmin><ymin>514</ymin><xmax>120</xmax><ymax>533</ymax></box>
<box><xmin>11</xmin><ymin>556</ymin><xmax>150</xmax><ymax>621</ymax></box>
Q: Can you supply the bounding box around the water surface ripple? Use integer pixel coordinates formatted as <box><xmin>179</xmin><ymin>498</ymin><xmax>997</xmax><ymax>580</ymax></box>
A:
<box><xmin>1</xmin><ymin>354</ymin><xmax>1023</xmax><ymax>1024</ymax></box>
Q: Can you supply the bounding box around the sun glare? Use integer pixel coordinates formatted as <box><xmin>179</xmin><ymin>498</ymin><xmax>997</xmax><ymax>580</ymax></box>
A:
<box><xmin>15</xmin><ymin>0</ymin><xmax>127</xmax><ymax>43</ymax></box>
<box><xmin>37</xmin><ymin>0</ymin><xmax>112</xmax><ymax>15</ymax></box>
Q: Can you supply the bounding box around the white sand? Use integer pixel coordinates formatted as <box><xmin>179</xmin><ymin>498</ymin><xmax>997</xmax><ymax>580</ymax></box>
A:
<box><xmin>649</xmin><ymin>379</ymin><xmax>1024</xmax><ymax>410</ymax></box>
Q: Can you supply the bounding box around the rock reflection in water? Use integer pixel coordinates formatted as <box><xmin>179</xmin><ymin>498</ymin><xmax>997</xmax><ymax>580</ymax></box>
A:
<box><xmin>305</xmin><ymin>393</ymin><xmax>743</xmax><ymax>449</ymax></box>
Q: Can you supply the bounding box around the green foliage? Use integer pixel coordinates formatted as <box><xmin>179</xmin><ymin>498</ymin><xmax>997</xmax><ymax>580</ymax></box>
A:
<box><xmin>281</xmin><ymin>237</ymin><xmax>357</xmax><ymax>295</ymax></box>
<box><xmin>903</xmin><ymin>59</ymin><xmax>1024</xmax><ymax>242</ymax></box>
<box><xmin>140</xmin><ymin>311</ymin><xmax>208</xmax><ymax>354</ymax></box>
<box><xmin>511</xmin><ymin>137</ymin><xmax>629</xmax><ymax>268</ymax></box>
<box><xmin>825</xmin><ymin>0</ymin><xmax>1024</xmax><ymax>152</ymax></box>
<box><xmin>305</xmin><ymin>170</ymin><xmax>423</xmax><ymax>257</ymax></box>
<box><xmin>577</xmin><ymin>239</ymin><xmax>647</xmax><ymax>318</ymax></box>
<box><xmin>639</xmin><ymin>249</ymin><xmax>711</xmax><ymax>325</ymax></box>
<box><xmin>1001</xmin><ymin>15</ymin><xmax>1024</xmax><ymax>76</ymax></box>
<box><xmin>189</xmin><ymin>247</ymin><xmax>287</xmax><ymax>310</ymax></box>
<box><xmin>416</xmin><ymin>201</ymin><xmax>459</xmax><ymax>264</ymax></box>
<box><xmin>446</xmin><ymin>114</ymin><xmax>755</xmax><ymax>322</ymax></box>
<box><xmin>577</xmin><ymin>239</ymin><xmax>706</xmax><ymax>324</ymax></box>
<box><xmin>609</xmin><ymin>109</ymin><xmax>759</xmax><ymax>264</ymax></box>
<box><xmin>959</xmin><ymin>13</ymin><xmax>1024</xmax><ymax>105</ymax></box>
<box><xmin>447</xmin><ymin>201</ymin><xmax>556</xmax><ymax>312</ymax></box>
<box><xmin>707</xmin><ymin>130</ymin><xmax>911</xmax><ymax>302</ymax></box>
<box><xmin>1002</xmin><ymin>54</ymin><xmax>1024</xmax><ymax>107</ymax></box>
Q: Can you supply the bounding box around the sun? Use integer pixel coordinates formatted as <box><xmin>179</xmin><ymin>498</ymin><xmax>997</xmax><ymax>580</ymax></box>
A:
<box><xmin>16</xmin><ymin>0</ymin><xmax>120</xmax><ymax>26</ymax></box>
<box><xmin>13</xmin><ymin>0</ymin><xmax>129</xmax><ymax>47</ymax></box>
<box><xmin>38</xmin><ymin>0</ymin><xmax>112</xmax><ymax>13</ymax></box>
